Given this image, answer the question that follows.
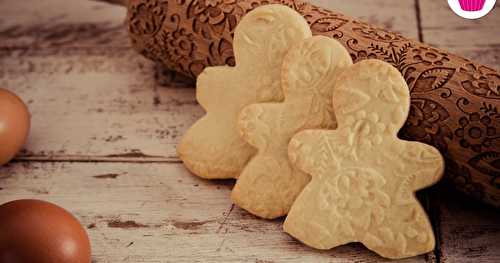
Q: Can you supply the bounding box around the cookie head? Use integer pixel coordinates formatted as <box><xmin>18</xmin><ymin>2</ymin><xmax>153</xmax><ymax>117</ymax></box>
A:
<box><xmin>178</xmin><ymin>4</ymin><xmax>312</xmax><ymax>180</ymax></box>
<box><xmin>233</xmin><ymin>4</ymin><xmax>311</xmax><ymax>71</ymax></box>
<box><xmin>333</xmin><ymin>60</ymin><xmax>410</xmax><ymax>136</ymax></box>
<box><xmin>282</xmin><ymin>36</ymin><xmax>352</xmax><ymax>99</ymax></box>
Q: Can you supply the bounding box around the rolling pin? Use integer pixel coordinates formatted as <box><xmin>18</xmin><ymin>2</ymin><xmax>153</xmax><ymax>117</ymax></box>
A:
<box><xmin>97</xmin><ymin>0</ymin><xmax>500</xmax><ymax>207</ymax></box>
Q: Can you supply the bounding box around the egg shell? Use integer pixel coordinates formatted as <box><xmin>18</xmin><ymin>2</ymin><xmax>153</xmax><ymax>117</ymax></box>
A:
<box><xmin>0</xmin><ymin>88</ymin><xmax>31</xmax><ymax>165</ymax></box>
<box><xmin>0</xmin><ymin>199</ymin><xmax>92</xmax><ymax>263</ymax></box>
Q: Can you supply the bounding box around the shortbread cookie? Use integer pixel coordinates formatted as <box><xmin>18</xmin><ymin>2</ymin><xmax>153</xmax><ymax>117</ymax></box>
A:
<box><xmin>284</xmin><ymin>59</ymin><xmax>444</xmax><ymax>259</ymax></box>
<box><xmin>231</xmin><ymin>36</ymin><xmax>353</xmax><ymax>219</ymax></box>
<box><xmin>177</xmin><ymin>5</ymin><xmax>312</xmax><ymax>179</ymax></box>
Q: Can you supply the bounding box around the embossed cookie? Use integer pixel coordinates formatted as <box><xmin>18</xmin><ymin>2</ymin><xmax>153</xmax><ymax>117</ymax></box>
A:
<box><xmin>177</xmin><ymin>5</ymin><xmax>312</xmax><ymax>179</ymax></box>
<box><xmin>284</xmin><ymin>59</ymin><xmax>444</xmax><ymax>259</ymax></box>
<box><xmin>231</xmin><ymin>36</ymin><xmax>353</xmax><ymax>219</ymax></box>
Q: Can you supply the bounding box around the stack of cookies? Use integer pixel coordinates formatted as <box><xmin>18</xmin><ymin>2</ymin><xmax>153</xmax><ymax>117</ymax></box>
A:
<box><xmin>178</xmin><ymin>4</ymin><xmax>444</xmax><ymax>259</ymax></box>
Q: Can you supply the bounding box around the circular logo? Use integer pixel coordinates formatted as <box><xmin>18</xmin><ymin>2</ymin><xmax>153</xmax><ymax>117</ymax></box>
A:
<box><xmin>448</xmin><ymin>0</ymin><xmax>497</xmax><ymax>19</ymax></box>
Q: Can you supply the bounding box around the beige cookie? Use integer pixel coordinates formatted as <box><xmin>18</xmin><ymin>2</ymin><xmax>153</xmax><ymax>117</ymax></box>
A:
<box><xmin>284</xmin><ymin>59</ymin><xmax>444</xmax><ymax>259</ymax></box>
<box><xmin>231</xmin><ymin>36</ymin><xmax>353</xmax><ymax>219</ymax></box>
<box><xmin>177</xmin><ymin>5</ymin><xmax>312</xmax><ymax>179</ymax></box>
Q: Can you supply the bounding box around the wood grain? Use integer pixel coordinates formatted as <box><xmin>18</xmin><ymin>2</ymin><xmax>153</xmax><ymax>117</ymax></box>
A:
<box><xmin>419</xmin><ymin>0</ymin><xmax>500</xmax><ymax>69</ymax></box>
<box><xmin>0</xmin><ymin>0</ymin><xmax>128</xmax><ymax>49</ymax></box>
<box><xmin>432</xmin><ymin>186</ymin><xmax>500</xmax><ymax>263</ymax></box>
<box><xmin>0</xmin><ymin>48</ymin><xmax>199</xmax><ymax>160</ymax></box>
<box><xmin>125</xmin><ymin>0</ymin><xmax>500</xmax><ymax>206</ymax></box>
<box><xmin>0</xmin><ymin>162</ymin><xmax>428</xmax><ymax>263</ymax></box>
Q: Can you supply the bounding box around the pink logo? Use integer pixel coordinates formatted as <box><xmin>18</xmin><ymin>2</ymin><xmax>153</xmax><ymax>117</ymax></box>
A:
<box><xmin>458</xmin><ymin>0</ymin><xmax>486</xmax><ymax>11</ymax></box>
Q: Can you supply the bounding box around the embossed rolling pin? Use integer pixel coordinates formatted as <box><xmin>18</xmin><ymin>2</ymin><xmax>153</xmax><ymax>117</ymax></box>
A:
<box><xmin>96</xmin><ymin>0</ymin><xmax>500</xmax><ymax>207</ymax></box>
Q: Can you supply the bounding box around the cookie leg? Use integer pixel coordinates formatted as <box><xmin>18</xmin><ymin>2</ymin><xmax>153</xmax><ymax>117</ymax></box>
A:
<box><xmin>178</xmin><ymin>115</ymin><xmax>255</xmax><ymax>179</ymax></box>
<box><xmin>232</xmin><ymin>155</ymin><xmax>307</xmax><ymax>218</ymax></box>
<box><xmin>362</xmin><ymin>205</ymin><xmax>436</xmax><ymax>259</ymax></box>
<box><xmin>284</xmin><ymin>181</ymin><xmax>357</xmax><ymax>250</ymax></box>
<box><xmin>284</xmin><ymin>212</ymin><xmax>354</xmax><ymax>250</ymax></box>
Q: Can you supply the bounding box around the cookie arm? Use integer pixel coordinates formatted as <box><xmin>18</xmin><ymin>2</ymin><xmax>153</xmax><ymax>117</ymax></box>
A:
<box><xmin>238</xmin><ymin>104</ymin><xmax>280</xmax><ymax>150</ymax></box>
<box><xmin>196</xmin><ymin>66</ymin><xmax>234</xmax><ymax>111</ymax></box>
<box><xmin>362</xmin><ymin>204</ymin><xmax>436</xmax><ymax>259</ymax></box>
<box><xmin>396</xmin><ymin>141</ymin><xmax>445</xmax><ymax>191</ymax></box>
<box><xmin>288</xmin><ymin>130</ymin><xmax>333</xmax><ymax>177</ymax></box>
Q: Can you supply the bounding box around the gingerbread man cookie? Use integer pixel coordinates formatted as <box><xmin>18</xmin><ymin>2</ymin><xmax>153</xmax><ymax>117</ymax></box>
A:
<box><xmin>178</xmin><ymin>5</ymin><xmax>312</xmax><ymax>179</ymax></box>
<box><xmin>232</xmin><ymin>36</ymin><xmax>353</xmax><ymax>219</ymax></box>
<box><xmin>284</xmin><ymin>60</ymin><xmax>444</xmax><ymax>259</ymax></box>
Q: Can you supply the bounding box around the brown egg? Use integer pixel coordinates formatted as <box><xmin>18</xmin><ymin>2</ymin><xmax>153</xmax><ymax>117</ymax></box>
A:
<box><xmin>0</xmin><ymin>88</ymin><xmax>31</xmax><ymax>166</ymax></box>
<box><xmin>0</xmin><ymin>199</ymin><xmax>91</xmax><ymax>263</ymax></box>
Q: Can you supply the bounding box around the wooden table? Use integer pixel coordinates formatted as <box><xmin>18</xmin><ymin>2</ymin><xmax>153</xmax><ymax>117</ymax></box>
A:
<box><xmin>0</xmin><ymin>0</ymin><xmax>499</xmax><ymax>262</ymax></box>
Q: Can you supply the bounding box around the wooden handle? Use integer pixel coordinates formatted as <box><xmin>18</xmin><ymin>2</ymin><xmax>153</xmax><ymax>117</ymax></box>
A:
<box><xmin>125</xmin><ymin>0</ymin><xmax>500</xmax><ymax>207</ymax></box>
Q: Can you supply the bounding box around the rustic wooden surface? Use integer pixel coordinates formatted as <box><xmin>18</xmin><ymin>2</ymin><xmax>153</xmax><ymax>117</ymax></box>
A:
<box><xmin>0</xmin><ymin>0</ymin><xmax>498</xmax><ymax>262</ymax></box>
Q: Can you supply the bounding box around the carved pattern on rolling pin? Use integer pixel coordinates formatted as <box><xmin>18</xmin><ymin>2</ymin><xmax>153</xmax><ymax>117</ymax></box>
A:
<box><xmin>127</xmin><ymin>0</ymin><xmax>500</xmax><ymax>207</ymax></box>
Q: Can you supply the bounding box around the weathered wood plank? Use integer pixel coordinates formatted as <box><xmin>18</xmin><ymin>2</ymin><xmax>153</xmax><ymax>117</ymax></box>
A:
<box><xmin>0</xmin><ymin>0</ymin><xmax>197</xmax><ymax>160</ymax></box>
<box><xmin>0</xmin><ymin>162</ymin><xmax>429</xmax><ymax>263</ymax></box>
<box><xmin>4</xmin><ymin>0</ymin><xmax>498</xmax><ymax>262</ymax></box>
<box><xmin>0</xmin><ymin>0</ymin><xmax>420</xmax><ymax>161</ymax></box>
<box><xmin>0</xmin><ymin>0</ymin><xmax>128</xmax><ymax>49</ymax></box>
<box><xmin>418</xmin><ymin>2</ymin><xmax>500</xmax><ymax>262</ymax></box>
<box><xmin>419</xmin><ymin>0</ymin><xmax>500</xmax><ymax>68</ymax></box>
<box><xmin>432</xmin><ymin>186</ymin><xmax>500</xmax><ymax>263</ymax></box>
<box><xmin>0</xmin><ymin>48</ymin><xmax>198</xmax><ymax>159</ymax></box>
